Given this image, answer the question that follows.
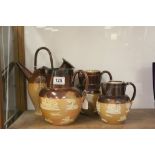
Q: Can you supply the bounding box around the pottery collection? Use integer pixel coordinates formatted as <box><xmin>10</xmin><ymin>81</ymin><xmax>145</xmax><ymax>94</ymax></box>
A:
<box><xmin>16</xmin><ymin>46</ymin><xmax>137</xmax><ymax>126</ymax></box>
<box><xmin>97</xmin><ymin>81</ymin><xmax>136</xmax><ymax>124</ymax></box>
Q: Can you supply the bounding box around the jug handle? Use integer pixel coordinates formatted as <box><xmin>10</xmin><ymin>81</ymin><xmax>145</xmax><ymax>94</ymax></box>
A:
<box><xmin>72</xmin><ymin>70</ymin><xmax>89</xmax><ymax>98</ymax></box>
<box><xmin>126</xmin><ymin>82</ymin><xmax>136</xmax><ymax>101</ymax></box>
<box><xmin>101</xmin><ymin>70</ymin><xmax>112</xmax><ymax>81</ymax></box>
<box><xmin>34</xmin><ymin>47</ymin><xmax>53</xmax><ymax>70</ymax></box>
<box><xmin>101</xmin><ymin>82</ymin><xmax>107</xmax><ymax>95</ymax></box>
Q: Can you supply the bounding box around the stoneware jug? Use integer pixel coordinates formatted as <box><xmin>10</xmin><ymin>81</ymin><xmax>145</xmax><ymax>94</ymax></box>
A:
<box><xmin>16</xmin><ymin>47</ymin><xmax>53</xmax><ymax>115</ymax></box>
<box><xmin>39</xmin><ymin>69</ymin><xmax>88</xmax><ymax>125</ymax></box>
<box><xmin>97</xmin><ymin>81</ymin><xmax>136</xmax><ymax>124</ymax></box>
<box><xmin>79</xmin><ymin>70</ymin><xmax>112</xmax><ymax>115</ymax></box>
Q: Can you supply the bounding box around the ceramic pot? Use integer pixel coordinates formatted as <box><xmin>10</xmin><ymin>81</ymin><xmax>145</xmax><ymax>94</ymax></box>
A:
<box><xmin>39</xmin><ymin>69</ymin><xmax>88</xmax><ymax>125</ymax></box>
<box><xmin>97</xmin><ymin>81</ymin><xmax>136</xmax><ymax>124</ymax></box>
<box><xmin>79</xmin><ymin>70</ymin><xmax>112</xmax><ymax>115</ymax></box>
<box><xmin>16</xmin><ymin>47</ymin><xmax>53</xmax><ymax>115</ymax></box>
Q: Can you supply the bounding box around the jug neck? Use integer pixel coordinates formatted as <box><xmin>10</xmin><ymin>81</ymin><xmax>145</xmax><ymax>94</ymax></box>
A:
<box><xmin>59</xmin><ymin>58</ymin><xmax>74</xmax><ymax>69</ymax></box>
<box><xmin>86</xmin><ymin>70</ymin><xmax>101</xmax><ymax>85</ymax></box>
<box><xmin>102</xmin><ymin>81</ymin><xmax>126</xmax><ymax>97</ymax></box>
<box><xmin>78</xmin><ymin>70</ymin><xmax>101</xmax><ymax>91</ymax></box>
<box><xmin>47</xmin><ymin>68</ymin><xmax>74</xmax><ymax>89</ymax></box>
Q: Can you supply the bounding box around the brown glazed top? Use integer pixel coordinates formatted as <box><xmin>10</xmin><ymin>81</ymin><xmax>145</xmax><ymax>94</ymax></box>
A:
<box><xmin>98</xmin><ymin>95</ymin><xmax>130</xmax><ymax>103</ymax></box>
<box><xmin>84</xmin><ymin>70</ymin><xmax>101</xmax><ymax>85</ymax></box>
<box><xmin>16</xmin><ymin>62</ymin><xmax>48</xmax><ymax>83</ymax></box>
<box><xmin>102</xmin><ymin>81</ymin><xmax>126</xmax><ymax>96</ymax></box>
<box><xmin>29</xmin><ymin>66</ymin><xmax>49</xmax><ymax>83</ymax></box>
<box><xmin>39</xmin><ymin>69</ymin><xmax>88</xmax><ymax>99</ymax></box>
<box><xmin>99</xmin><ymin>80</ymin><xmax>130</xmax><ymax>103</ymax></box>
<box><xmin>78</xmin><ymin>70</ymin><xmax>112</xmax><ymax>92</ymax></box>
<box><xmin>98</xmin><ymin>81</ymin><xmax>135</xmax><ymax>103</ymax></box>
<box><xmin>39</xmin><ymin>87</ymin><xmax>82</xmax><ymax>98</ymax></box>
<box><xmin>78</xmin><ymin>70</ymin><xmax>101</xmax><ymax>91</ymax></box>
<box><xmin>46</xmin><ymin>68</ymin><xmax>74</xmax><ymax>88</ymax></box>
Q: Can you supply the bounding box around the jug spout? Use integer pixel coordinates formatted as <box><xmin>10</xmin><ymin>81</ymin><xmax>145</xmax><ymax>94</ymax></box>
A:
<box><xmin>16</xmin><ymin>62</ymin><xmax>33</xmax><ymax>81</ymax></box>
<box><xmin>59</xmin><ymin>58</ymin><xmax>74</xmax><ymax>68</ymax></box>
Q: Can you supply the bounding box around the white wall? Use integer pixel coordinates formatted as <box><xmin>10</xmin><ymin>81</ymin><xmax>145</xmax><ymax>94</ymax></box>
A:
<box><xmin>25</xmin><ymin>26</ymin><xmax>155</xmax><ymax>109</ymax></box>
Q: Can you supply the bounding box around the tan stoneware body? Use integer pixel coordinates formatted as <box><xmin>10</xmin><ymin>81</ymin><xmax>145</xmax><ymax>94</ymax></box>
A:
<box><xmin>39</xmin><ymin>69</ymin><xmax>88</xmax><ymax>125</ymax></box>
<box><xmin>28</xmin><ymin>81</ymin><xmax>46</xmax><ymax>115</ymax></box>
<box><xmin>97</xmin><ymin>97</ymin><xmax>132</xmax><ymax>124</ymax></box>
<box><xmin>97</xmin><ymin>81</ymin><xmax>136</xmax><ymax>124</ymax></box>
<box><xmin>79</xmin><ymin>70</ymin><xmax>112</xmax><ymax>115</ymax></box>
<box><xmin>40</xmin><ymin>88</ymin><xmax>83</xmax><ymax>125</ymax></box>
<box><xmin>81</xmin><ymin>91</ymin><xmax>100</xmax><ymax>115</ymax></box>
<box><xmin>16</xmin><ymin>63</ymin><xmax>50</xmax><ymax>115</ymax></box>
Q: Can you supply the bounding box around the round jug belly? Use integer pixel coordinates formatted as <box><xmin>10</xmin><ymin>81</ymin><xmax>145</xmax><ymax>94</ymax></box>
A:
<box><xmin>97</xmin><ymin>100</ymin><xmax>131</xmax><ymax>124</ymax></box>
<box><xmin>39</xmin><ymin>69</ymin><xmax>89</xmax><ymax>125</ymax></box>
<box><xmin>40</xmin><ymin>94</ymin><xmax>82</xmax><ymax>125</ymax></box>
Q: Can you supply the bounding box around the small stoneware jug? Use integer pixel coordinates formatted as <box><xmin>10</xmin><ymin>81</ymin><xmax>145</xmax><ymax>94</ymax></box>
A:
<box><xmin>39</xmin><ymin>69</ymin><xmax>88</xmax><ymax>125</ymax></box>
<box><xmin>97</xmin><ymin>81</ymin><xmax>136</xmax><ymax>124</ymax></box>
<box><xmin>16</xmin><ymin>47</ymin><xmax>53</xmax><ymax>115</ymax></box>
<box><xmin>79</xmin><ymin>70</ymin><xmax>112</xmax><ymax>115</ymax></box>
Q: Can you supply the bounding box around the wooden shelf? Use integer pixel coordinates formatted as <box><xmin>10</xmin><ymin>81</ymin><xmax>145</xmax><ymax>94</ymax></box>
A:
<box><xmin>9</xmin><ymin>109</ymin><xmax>155</xmax><ymax>129</ymax></box>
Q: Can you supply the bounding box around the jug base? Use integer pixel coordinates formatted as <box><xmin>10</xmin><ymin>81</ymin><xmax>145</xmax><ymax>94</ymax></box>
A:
<box><xmin>34</xmin><ymin>111</ymin><xmax>42</xmax><ymax>116</ymax></box>
<box><xmin>45</xmin><ymin>118</ymin><xmax>75</xmax><ymax>126</ymax></box>
<box><xmin>101</xmin><ymin>118</ymin><xmax>126</xmax><ymax>125</ymax></box>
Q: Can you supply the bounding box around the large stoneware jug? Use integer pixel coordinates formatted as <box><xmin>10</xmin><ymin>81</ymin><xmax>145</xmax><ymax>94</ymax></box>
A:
<box><xmin>39</xmin><ymin>69</ymin><xmax>88</xmax><ymax>125</ymax></box>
